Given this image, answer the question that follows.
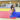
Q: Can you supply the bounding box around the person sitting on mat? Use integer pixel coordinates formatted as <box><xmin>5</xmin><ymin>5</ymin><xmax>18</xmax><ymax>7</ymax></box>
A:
<box><xmin>11</xmin><ymin>5</ymin><xmax>15</xmax><ymax>15</ymax></box>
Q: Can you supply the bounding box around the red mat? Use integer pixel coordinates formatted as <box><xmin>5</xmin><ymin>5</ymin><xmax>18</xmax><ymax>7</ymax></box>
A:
<box><xmin>0</xmin><ymin>11</ymin><xmax>10</xmax><ymax>18</ymax></box>
<box><xmin>0</xmin><ymin>11</ymin><xmax>16</xmax><ymax>19</ymax></box>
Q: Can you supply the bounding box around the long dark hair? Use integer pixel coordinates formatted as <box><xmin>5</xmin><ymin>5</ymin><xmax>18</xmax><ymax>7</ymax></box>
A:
<box><xmin>11</xmin><ymin>5</ymin><xmax>14</xmax><ymax>10</ymax></box>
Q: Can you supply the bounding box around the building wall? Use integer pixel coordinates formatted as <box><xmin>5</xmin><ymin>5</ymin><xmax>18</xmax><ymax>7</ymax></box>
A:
<box><xmin>0</xmin><ymin>1</ymin><xmax>16</xmax><ymax>4</ymax></box>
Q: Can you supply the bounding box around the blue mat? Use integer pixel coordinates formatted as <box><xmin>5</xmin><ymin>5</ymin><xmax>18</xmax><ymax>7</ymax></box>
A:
<box><xmin>16</xmin><ymin>12</ymin><xmax>20</xmax><ymax>18</ymax></box>
<box><xmin>10</xmin><ymin>12</ymin><xmax>20</xmax><ymax>18</ymax></box>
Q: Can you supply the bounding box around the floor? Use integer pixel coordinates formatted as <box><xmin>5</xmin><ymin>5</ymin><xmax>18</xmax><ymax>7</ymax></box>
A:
<box><xmin>0</xmin><ymin>7</ymin><xmax>20</xmax><ymax>20</ymax></box>
<box><xmin>0</xmin><ymin>18</ymin><xmax>20</xmax><ymax>20</ymax></box>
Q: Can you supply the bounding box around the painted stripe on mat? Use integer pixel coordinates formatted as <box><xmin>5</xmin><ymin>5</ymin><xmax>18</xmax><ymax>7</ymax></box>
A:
<box><xmin>0</xmin><ymin>8</ymin><xmax>11</xmax><ymax>11</ymax></box>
